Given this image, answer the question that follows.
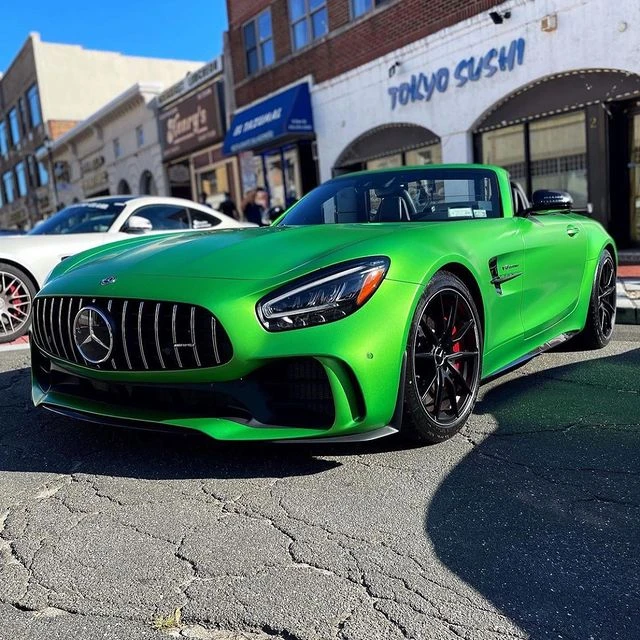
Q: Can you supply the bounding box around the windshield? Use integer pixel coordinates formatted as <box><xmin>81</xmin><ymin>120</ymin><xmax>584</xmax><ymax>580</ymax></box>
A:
<box><xmin>279</xmin><ymin>168</ymin><xmax>502</xmax><ymax>225</ymax></box>
<box><xmin>28</xmin><ymin>201</ymin><xmax>127</xmax><ymax>235</ymax></box>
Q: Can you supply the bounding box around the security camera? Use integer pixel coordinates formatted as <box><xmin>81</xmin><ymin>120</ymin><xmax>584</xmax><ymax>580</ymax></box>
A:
<box><xmin>489</xmin><ymin>10</ymin><xmax>511</xmax><ymax>24</ymax></box>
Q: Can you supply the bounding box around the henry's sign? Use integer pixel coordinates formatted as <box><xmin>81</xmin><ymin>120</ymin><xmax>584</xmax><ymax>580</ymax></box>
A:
<box><xmin>159</xmin><ymin>84</ymin><xmax>223</xmax><ymax>160</ymax></box>
<box><xmin>389</xmin><ymin>38</ymin><xmax>525</xmax><ymax>110</ymax></box>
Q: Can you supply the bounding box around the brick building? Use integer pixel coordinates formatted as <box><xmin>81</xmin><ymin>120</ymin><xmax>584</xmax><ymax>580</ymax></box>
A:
<box><xmin>0</xmin><ymin>32</ymin><xmax>202</xmax><ymax>229</ymax></box>
<box><xmin>224</xmin><ymin>0</ymin><xmax>640</xmax><ymax>248</ymax></box>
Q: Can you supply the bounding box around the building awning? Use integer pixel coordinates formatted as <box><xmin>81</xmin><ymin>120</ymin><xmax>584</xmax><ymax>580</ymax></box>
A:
<box><xmin>223</xmin><ymin>82</ymin><xmax>314</xmax><ymax>155</ymax></box>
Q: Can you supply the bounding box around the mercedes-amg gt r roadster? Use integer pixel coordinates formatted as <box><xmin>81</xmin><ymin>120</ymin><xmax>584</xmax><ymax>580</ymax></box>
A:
<box><xmin>30</xmin><ymin>165</ymin><xmax>616</xmax><ymax>444</ymax></box>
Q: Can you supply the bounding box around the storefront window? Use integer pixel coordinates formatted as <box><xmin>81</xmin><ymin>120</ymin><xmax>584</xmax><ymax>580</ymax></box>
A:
<box><xmin>36</xmin><ymin>146</ymin><xmax>49</xmax><ymax>186</ymax></box>
<box><xmin>530</xmin><ymin>112</ymin><xmax>587</xmax><ymax>208</ymax></box>
<box><xmin>197</xmin><ymin>164</ymin><xmax>230</xmax><ymax>209</ymax></box>
<box><xmin>284</xmin><ymin>147</ymin><xmax>302</xmax><ymax>204</ymax></box>
<box><xmin>630</xmin><ymin>113</ymin><xmax>640</xmax><ymax>244</ymax></box>
<box><xmin>265</xmin><ymin>152</ymin><xmax>285</xmax><ymax>208</ymax></box>
<box><xmin>366</xmin><ymin>154</ymin><xmax>402</xmax><ymax>171</ymax></box>
<box><xmin>481</xmin><ymin>124</ymin><xmax>526</xmax><ymax>188</ymax></box>
<box><xmin>405</xmin><ymin>143</ymin><xmax>442</xmax><ymax>166</ymax></box>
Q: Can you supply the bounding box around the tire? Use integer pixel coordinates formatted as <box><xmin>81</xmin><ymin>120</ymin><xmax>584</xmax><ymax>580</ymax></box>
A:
<box><xmin>0</xmin><ymin>263</ymin><xmax>36</xmax><ymax>344</ymax></box>
<box><xmin>576</xmin><ymin>249</ymin><xmax>616</xmax><ymax>350</ymax></box>
<box><xmin>402</xmin><ymin>271</ymin><xmax>483</xmax><ymax>444</ymax></box>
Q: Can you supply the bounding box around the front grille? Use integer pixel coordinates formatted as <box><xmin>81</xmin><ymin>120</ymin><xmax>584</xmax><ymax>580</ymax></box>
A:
<box><xmin>32</xmin><ymin>296</ymin><xmax>233</xmax><ymax>371</ymax></box>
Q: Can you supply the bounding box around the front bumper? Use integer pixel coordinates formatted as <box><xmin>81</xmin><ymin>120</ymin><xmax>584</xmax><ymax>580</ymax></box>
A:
<box><xmin>31</xmin><ymin>276</ymin><xmax>421</xmax><ymax>441</ymax></box>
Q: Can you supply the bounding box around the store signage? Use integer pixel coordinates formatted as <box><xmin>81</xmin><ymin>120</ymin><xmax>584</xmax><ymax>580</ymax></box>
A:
<box><xmin>158</xmin><ymin>58</ymin><xmax>222</xmax><ymax>107</ymax></box>
<box><xmin>223</xmin><ymin>82</ymin><xmax>314</xmax><ymax>155</ymax></box>
<box><xmin>159</xmin><ymin>84</ymin><xmax>223</xmax><ymax>160</ymax></box>
<box><xmin>81</xmin><ymin>155</ymin><xmax>105</xmax><ymax>175</ymax></box>
<box><xmin>82</xmin><ymin>170</ymin><xmax>109</xmax><ymax>194</ymax></box>
<box><xmin>388</xmin><ymin>38</ymin><xmax>525</xmax><ymax>110</ymax></box>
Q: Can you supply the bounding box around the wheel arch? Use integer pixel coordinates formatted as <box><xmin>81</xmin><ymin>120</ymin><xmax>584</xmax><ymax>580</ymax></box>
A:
<box><xmin>437</xmin><ymin>262</ymin><xmax>486</xmax><ymax>342</ymax></box>
<box><xmin>0</xmin><ymin>258</ymin><xmax>40</xmax><ymax>292</ymax></box>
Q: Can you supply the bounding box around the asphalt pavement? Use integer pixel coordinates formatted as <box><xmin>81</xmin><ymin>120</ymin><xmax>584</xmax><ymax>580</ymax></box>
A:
<box><xmin>0</xmin><ymin>327</ymin><xmax>638</xmax><ymax>640</ymax></box>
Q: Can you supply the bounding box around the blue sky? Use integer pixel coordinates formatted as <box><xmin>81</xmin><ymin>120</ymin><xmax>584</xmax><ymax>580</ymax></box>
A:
<box><xmin>1</xmin><ymin>0</ymin><xmax>228</xmax><ymax>72</ymax></box>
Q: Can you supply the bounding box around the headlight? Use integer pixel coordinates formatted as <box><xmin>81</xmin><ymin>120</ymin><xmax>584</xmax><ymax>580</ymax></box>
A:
<box><xmin>257</xmin><ymin>257</ymin><xmax>390</xmax><ymax>331</ymax></box>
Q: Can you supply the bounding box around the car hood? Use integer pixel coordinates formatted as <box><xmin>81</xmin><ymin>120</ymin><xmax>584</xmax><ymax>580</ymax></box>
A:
<box><xmin>50</xmin><ymin>225</ymin><xmax>400</xmax><ymax>283</ymax></box>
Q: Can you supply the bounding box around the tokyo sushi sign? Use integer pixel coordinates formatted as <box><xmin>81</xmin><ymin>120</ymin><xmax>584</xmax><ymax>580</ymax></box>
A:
<box><xmin>388</xmin><ymin>38</ymin><xmax>525</xmax><ymax>110</ymax></box>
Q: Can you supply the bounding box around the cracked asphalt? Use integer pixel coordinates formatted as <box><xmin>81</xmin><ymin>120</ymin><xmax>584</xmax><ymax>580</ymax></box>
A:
<box><xmin>0</xmin><ymin>328</ymin><xmax>638</xmax><ymax>640</ymax></box>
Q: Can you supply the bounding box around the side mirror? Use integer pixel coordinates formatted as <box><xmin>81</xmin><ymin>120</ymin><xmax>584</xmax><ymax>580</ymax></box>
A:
<box><xmin>530</xmin><ymin>190</ymin><xmax>573</xmax><ymax>212</ymax></box>
<box><xmin>124</xmin><ymin>215</ymin><xmax>153</xmax><ymax>233</ymax></box>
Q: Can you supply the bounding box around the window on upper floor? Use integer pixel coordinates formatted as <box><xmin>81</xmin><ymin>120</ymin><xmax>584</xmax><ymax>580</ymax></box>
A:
<box><xmin>2</xmin><ymin>171</ymin><xmax>15</xmax><ymax>203</ymax></box>
<box><xmin>136</xmin><ymin>125</ymin><xmax>144</xmax><ymax>148</ymax></box>
<box><xmin>15</xmin><ymin>162</ymin><xmax>27</xmax><ymax>197</ymax></box>
<box><xmin>27</xmin><ymin>85</ymin><xmax>42</xmax><ymax>128</ymax></box>
<box><xmin>244</xmin><ymin>8</ymin><xmax>274</xmax><ymax>76</ymax></box>
<box><xmin>35</xmin><ymin>146</ymin><xmax>49</xmax><ymax>186</ymax></box>
<box><xmin>351</xmin><ymin>0</ymin><xmax>387</xmax><ymax>19</ymax></box>
<box><xmin>8</xmin><ymin>108</ymin><xmax>20</xmax><ymax>146</ymax></box>
<box><xmin>113</xmin><ymin>137</ymin><xmax>121</xmax><ymax>159</ymax></box>
<box><xmin>18</xmin><ymin>97</ymin><xmax>28</xmax><ymax>135</ymax></box>
<box><xmin>290</xmin><ymin>0</ymin><xmax>328</xmax><ymax>50</ymax></box>
<box><xmin>0</xmin><ymin>122</ymin><xmax>8</xmax><ymax>157</ymax></box>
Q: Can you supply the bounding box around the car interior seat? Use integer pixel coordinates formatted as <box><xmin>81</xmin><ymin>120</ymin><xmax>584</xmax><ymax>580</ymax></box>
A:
<box><xmin>511</xmin><ymin>181</ymin><xmax>530</xmax><ymax>216</ymax></box>
<box><xmin>376</xmin><ymin>190</ymin><xmax>415</xmax><ymax>222</ymax></box>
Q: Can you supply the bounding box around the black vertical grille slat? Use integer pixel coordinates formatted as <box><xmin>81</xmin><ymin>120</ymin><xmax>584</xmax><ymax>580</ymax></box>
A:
<box><xmin>33</xmin><ymin>296</ymin><xmax>232</xmax><ymax>371</ymax></box>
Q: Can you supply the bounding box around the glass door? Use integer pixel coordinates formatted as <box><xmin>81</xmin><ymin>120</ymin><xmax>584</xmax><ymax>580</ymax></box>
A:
<box><xmin>630</xmin><ymin>113</ymin><xmax>640</xmax><ymax>245</ymax></box>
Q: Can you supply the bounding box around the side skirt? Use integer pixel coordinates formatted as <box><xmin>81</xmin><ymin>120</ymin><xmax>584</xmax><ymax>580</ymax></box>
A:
<box><xmin>481</xmin><ymin>330</ymin><xmax>580</xmax><ymax>385</ymax></box>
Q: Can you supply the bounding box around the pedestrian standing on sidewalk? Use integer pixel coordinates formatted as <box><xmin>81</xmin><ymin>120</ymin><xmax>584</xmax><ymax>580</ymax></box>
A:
<box><xmin>242</xmin><ymin>187</ymin><xmax>269</xmax><ymax>226</ymax></box>
<box><xmin>218</xmin><ymin>192</ymin><xmax>239</xmax><ymax>220</ymax></box>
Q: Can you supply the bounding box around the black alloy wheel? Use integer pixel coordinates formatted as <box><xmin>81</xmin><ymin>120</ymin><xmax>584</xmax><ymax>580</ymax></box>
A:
<box><xmin>596</xmin><ymin>252</ymin><xmax>616</xmax><ymax>339</ymax></box>
<box><xmin>0</xmin><ymin>263</ymin><xmax>35</xmax><ymax>344</ymax></box>
<box><xmin>403</xmin><ymin>272</ymin><xmax>482</xmax><ymax>443</ymax></box>
<box><xmin>577</xmin><ymin>249</ymin><xmax>616</xmax><ymax>349</ymax></box>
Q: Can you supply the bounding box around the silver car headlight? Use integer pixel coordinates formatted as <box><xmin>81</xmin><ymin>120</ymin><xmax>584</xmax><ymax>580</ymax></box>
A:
<box><xmin>256</xmin><ymin>257</ymin><xmax>390</xmax><ymax>331</ymax></box>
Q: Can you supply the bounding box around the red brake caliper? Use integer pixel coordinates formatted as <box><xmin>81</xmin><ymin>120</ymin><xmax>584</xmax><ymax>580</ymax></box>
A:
<box><xmin>451</xmin><ymin>324</ymin><xmax>461</xmax><ymax>371</ymax></box>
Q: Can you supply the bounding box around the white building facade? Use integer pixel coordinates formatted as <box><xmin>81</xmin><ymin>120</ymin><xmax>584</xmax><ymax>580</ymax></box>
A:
<box><xmin>48</xmin><ymin>83</ymin><xmax>169</xmax><ymax>206</ymax></box>
<box><xmin>311</xmin><ymin>0</ymin><xmax>640</xmax><ymax>247</ymax></box>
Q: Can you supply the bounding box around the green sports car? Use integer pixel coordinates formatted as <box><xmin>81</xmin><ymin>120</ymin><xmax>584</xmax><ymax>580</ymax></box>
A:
<box><xmin>30</xmin><ymin>165</ymin><xmax>616</xmax><ymax>444</ymax></box>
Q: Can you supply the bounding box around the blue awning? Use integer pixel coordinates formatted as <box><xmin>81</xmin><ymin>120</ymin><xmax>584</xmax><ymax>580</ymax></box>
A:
<box><xmin>223</xmin><ymin>82</ymin><xmax>314</xmax><ymax>155</ymax></box>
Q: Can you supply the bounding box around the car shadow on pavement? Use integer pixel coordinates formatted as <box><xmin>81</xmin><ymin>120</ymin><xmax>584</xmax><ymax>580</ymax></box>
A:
<box><xmin>426</xmin><ymin>347</ymin><xmax>640</xmax><ymax>639</ymax></box>
<box><xmin>0</xmin><ymin>367</ymin><xmax>349</xmax><ymax>479</ymax></box>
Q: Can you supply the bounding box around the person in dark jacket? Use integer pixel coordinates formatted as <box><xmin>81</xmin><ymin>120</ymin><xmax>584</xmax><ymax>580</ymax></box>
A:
<box><xmin>242</xmin><ymin>187</ymin><xmax>269</xmax><ymax>226</ymax></box>
<box><xmin>218</xmin><ymin>192</ymin><xmax>239</xmax><ymax>220</ymax></box>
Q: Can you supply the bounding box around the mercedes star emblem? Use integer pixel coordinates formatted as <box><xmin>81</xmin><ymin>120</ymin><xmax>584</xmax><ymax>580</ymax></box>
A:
<box><xmin>100</xmin><ymin>276</ymin><xmax>117</xmax><ymax>286</ymax></box>
<box><xmin>73</xmin><ymin>306</ymin><xmax>114</xmax><ymax>364</ymax></box>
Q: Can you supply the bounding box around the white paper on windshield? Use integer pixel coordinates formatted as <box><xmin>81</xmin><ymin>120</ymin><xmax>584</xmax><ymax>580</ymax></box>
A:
<box><xmin>448</xmin><ymin>207</ymin><xmax>474</xmax><ymax>218</ymax></box>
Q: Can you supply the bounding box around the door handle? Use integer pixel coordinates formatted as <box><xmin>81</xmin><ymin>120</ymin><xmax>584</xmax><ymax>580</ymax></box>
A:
<box><xmin>566</xmin><ymin>225</ymin><xmax>580</xmax><ymax>237</ymax></box>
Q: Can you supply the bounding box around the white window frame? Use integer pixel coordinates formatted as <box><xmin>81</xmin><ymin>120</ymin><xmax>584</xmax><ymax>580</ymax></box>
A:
<box><xmin>290</xmin><ymin>0</ymin><xmax>328</xmax><ymax>51</ymax></box>
<box><xmin>243</xmin><ymin>8</ymin><xmax>274</xmax><ymax>76</ymax></box>
<box><xmin>351</xmin><ymin>0</ymin><xmax>387</xmax><ymax>20</ymax></box>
